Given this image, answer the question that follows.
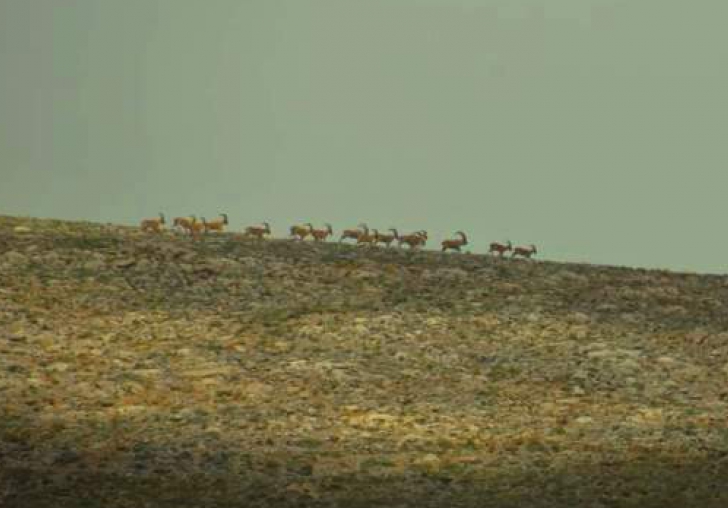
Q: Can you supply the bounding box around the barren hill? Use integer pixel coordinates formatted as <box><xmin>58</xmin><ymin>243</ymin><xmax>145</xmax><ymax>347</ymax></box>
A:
<box><xmin>1</xmin><ymin>215</ymin><xmax>728</xmax><ymax>507</ymax></box>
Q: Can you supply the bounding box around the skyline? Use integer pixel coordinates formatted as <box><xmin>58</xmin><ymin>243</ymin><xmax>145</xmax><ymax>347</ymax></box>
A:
<box><xmin>1</xmin><ymin>0</ymin><xmax>727</xmax><ymax>274</ymax></box>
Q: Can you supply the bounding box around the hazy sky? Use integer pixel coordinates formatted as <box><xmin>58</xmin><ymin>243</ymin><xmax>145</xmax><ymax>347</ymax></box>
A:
<box><xmin>1</xmin><ymin>0</ymin><xmax>727</xmax><ymax>273</ymax></box>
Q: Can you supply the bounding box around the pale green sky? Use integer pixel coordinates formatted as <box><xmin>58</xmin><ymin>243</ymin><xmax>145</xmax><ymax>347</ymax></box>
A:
<box><xmin>1</xmin><ymin>0</ymin><xmax>727</xmax><ymax>273</ymax></box>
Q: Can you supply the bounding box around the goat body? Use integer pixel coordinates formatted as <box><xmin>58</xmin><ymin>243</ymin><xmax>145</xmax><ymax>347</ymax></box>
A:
<box><xmin>188</xmin><ymin>217</ymin><xmax>207</xmax><ymax>239</ymax></box>
<box><xmin>140</xmin><ymin>213</ymin><xmax>165</xmax><ymax>233</ymax></box>
<box><xmin>244</xmin><ymin>222</ymin><xmax>271</xmax><ymax>239</ymax></box>
<box><xmin>290</xmin><ymin>223</ymin><xmax>313</xmax><ymax>241</ymax></box>
<box><xmin>204</xmin><ymin>213</ymin><xmax>229</xmax><ymax>233</ymax></box>
<box><xmin>441</xmin><ymin>231</ymin><xmax>468</xmax><ymax>252</ymax></box>
<box><xmin>398</xmin><ymin>231</ymin><xmax>427</xmax><ymax>249</ymax></box>
<box><xmin>375</xmin><ymin>228</ymin><xmax>398</xmax><ymax>247</ymax></box>
<box><xmin>489</xmin><ymin>241</ymin><xmax>512</xmax><ymax>256</ymax></box>
<box><xmin>512</xmin><ymin>244</ymin><xmax>537</xmax><ymax>258</ymax></box>
<box><xmin>311</xmin><ymin>223</ymin><xmax>333</xmax><ymax>242</ymax></box>
<box><xmin>356</xmin><ymin>228</ymin><xmax>378</xmax><ymax>246</ymax></box>
<box><xmin>339</xmin><ymin>223</ymin><xmax>367</xmax><ymax>243</ymax></box>
<box><xmin>173</xmin><ymin>216</ymin><xmax>196</xmax><ymax>235</ymax></box>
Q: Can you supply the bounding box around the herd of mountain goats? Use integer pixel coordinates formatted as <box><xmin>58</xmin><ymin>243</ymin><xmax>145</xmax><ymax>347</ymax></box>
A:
<box><xmin>139</xmin><ymin>212</ymin><xmax>538</xmax><ymax>258</ymax></box>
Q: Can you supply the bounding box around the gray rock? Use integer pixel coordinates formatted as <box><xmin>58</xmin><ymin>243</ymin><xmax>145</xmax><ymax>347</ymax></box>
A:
<box><xmin>83</xmin><ymin>258</ymin><xmax>105</xmax><ymax>271</ymax></box>
<box><xmin>135</xmin><ymin>259</ymin><xmax>153</xmax><ymax>270</ymax></box>
<box><xmin>2</xmin><ymin>251</ymin><xmax>28</xmax><ymax>266</ymax></box>
<box><xmin>617</xmin><ymin>359</ymin><xmax>640</xmax><ymax>371</ymax></box>
<box><xmin>352</xmin><ymin>270</ymin><xmax>379</xmax><ymax>280</ymax></box>
<box><xmin>657</xmin><ymin>356</ymin><xmax>677</xmax><ymax>366</ymax></box>
<box><xmin>438</xmin><ymin>268</ymin><xmax>469</xmax><ymax>279</ymax></box>
<box><xmin>115</xmin><ymin>258</ymin><xmax>136</xmax><ymax>269</ymax></box>
<box><xmin>571</xmin><ymin>312</ymin><xmax>591</xmax><ymax>323</ymax></box>
<box><xmin>587</xmin><ymin>350</ymin><xmax>613</xmax><ymax>360</ymax></box>
<box><xmin>558</xmin><ymin>271</ymin><xmax>590</xmax><ymax>284</ymax></box>
<box><xmin>43</xmin><ymin>251</ymin><xmax>63</xmax><ymax>265</ymax></box>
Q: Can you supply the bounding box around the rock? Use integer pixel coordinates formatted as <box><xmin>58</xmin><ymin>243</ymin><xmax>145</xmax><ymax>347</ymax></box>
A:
<box><xmin>116</xmin><ymin>405</ymin><xmax>148</xmax><ymax>416</ymax></box>
<box><xmin>171</xmin><ymin>408</ymin><xmax>196</xmax><ymax>421</ymax></box>
<box><xmin>498</xmin><ymin>282</ymin><xmax>521</xmax><ymax>293</ymax></box>
<box><xmin>575</xmin><ymin>416</ymin><xmax>593</xmax><ymax>424</ymax></box>
<box><xmin>242</xmin><ymin>381</ymin><xmax>273</xmax><ymax>397</ymax></box>
<box><xmin>52</xmin><ymin>449</ymin><xmax>81</xmax><ymax>465</ymax></box>
<box><xmin>2</xmin><ymin>251</ymin><xmax>28</xmax><ymax>266</ymax></box>
<box><xmin>207</xmin><ymin>258</ymin><xmax>239</xmax><ymax>272</ymax></box>
<box><xmin>83</xmin><ymin>258</ymin><xmax>105</xmax><ymax>271</ymax></box>
<box><xmin>48</xmin><ymin>362</ymin><xmax>70</xmax><ymax>373</ymax></box>
<box><xmin>136</xmin><ymin>259</ymin><xmax>153</xmax><ymax>270</ymax></box>
<box><xmin>182</xmin><ymin>366</ymin><xmax>233</xmax><ymax>378</ymax></box>
<box><xmin>571</xmin><ymin>312</ymin><xmax>591</xmax><ymax>323</ymax></box>
<box><xmin>661</xmin><ymin>305</ymin><xmax>688</xmax><ymax>316</ymax></box>
<box><xmin>352</xmin><ymin>269</ymin><xmax>379</xmax><ymax>280</ymax></box>
<box><xmin>657</xmin><ymin>356</ymin><xmax>676</xmax><ymax>366</ymax></box>
<box><xmin>571</xmin><ymin>327</ymin><xmax>589</xmax><ymax>340</ymax></box>
<box><xmin>617</xmin><ymin>359</ymin><xmax>640</xmax><ymax>370</ymax></box>
<box><xmin>629</xmin><ymin>408</ymin><xmax>664</xmax><ymax>424</ymax></box>
<box><xmin>420</xmin><ymin>269</ymin><xmax>436</xmax><ymax>280</ymax></box>
<box><xmin>330</xmin><ymin>369</ymin><xmax>350</xmax><ymax>382</ymax></box>
<box><xmin>526</xmin><ymin>312</ymin><xmax>541</xmax><ymax>323</ymax></box>
<box><xmin>353</xmin><ymin>324</ymin><xmax>368</xmax><ymax>335</ymax></box>
<box><xmin>584</xmin><ymin>342</ymin><xmax>608</xmax><ymax>351</ymax></box>
<box><xmin>133</xmin><ymin>369</ymin><xmax>161</xmax><ymax>378</ymax></box>
<box><xmin>681</xmin><ymin>364</ymin><xmax>704</xmax><ymax>379</ymax></box>
<box><xmin>438</xmin><ymin>268</ymin><xmax>469</xmax><ymax>279</ymax></box>
<box><xmin>179</xmin><ymin>252</ymin><xmax>197</xmax><ymax>264</ymax></box>
<box><xmin>43</xmin><ymin>251</ymin><xmax>63</xmax><ymax>265</ymax></box>
<box><xmin>558</xmin><ymin>271</ymin><xmax>589</xmax><ymax>284</ymax></box>
<box><xmin>414</xmin><ymin>453</ymin><xmax>441</xmax><ymax>472</ymax></box>
<box><xmin>587</xmin><ymin>350</ymin><xmax>613</xmax><ymax>360</ymax></box>
<box><xmin>192</xmin><ymin>262</ymin><xmax>220</xmax><ymax>276</ymax></box>
<box><xmin>13</xmin><ymin>226</ymin><xmax>31</xmax><ymax>233</ymax></box>
<box><xmin>619</xmin><ymin>349</ymin><xmax>642</xmax><ymax>358</ymax></box>
<box><xmin>115</xmin><ymin>258</ymin><xmax>136</xmax><ymax>269</ymax></box>
<box><xmin>620</xmin><ymin>313</ymin><xmax>639</xmax><ymax>323</ymax></box>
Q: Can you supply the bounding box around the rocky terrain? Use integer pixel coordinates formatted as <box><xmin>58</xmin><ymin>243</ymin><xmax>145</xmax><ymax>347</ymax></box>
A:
<box><xmin>1</xmin><ymin>214</ymin><xmax>728</xmax><ymax>507</ymax></box>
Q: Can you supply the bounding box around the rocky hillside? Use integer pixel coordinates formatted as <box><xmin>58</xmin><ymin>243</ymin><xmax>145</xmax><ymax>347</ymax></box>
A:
<box><xmin>1</xmin><ymin>214</ymin><xmax>728</xmax><ymax>507</ymax></box>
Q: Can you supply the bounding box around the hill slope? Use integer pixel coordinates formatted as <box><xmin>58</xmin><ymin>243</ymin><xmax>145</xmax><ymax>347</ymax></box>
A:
<box><xmin>1</xmin><ymin>215</ymin><xmax>728</xmax><ymax>507</ymax></box>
